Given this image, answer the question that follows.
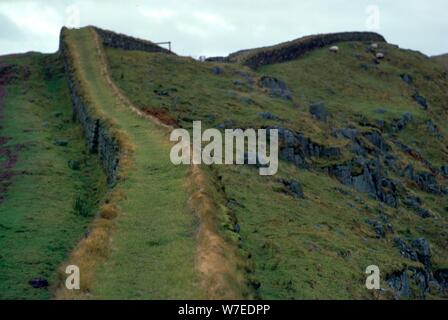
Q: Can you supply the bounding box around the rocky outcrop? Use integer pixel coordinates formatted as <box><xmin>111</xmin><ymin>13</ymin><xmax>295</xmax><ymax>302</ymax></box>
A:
<box><xmin>279</xmin><ymin>179</ymin><xmax>304</xmax><ymax>199</ymax></box>
<box><xmin>388</xmin><ymin>237</ymin><xmax>448</xmax><ymax>298</ymax></box>
<box><xmin>327</xmin><ymin>157</ymin><xmax>398</xmax><ymax>207</ymax></box>
<box><xmin>402</xmin><ymin>164</ymin><xmax>446</xmax><ymax>195</ymax></box>
<box><xmin>412</xmin><ymin>92</ymin><xmax>428</xmax><ymax>110</ymax></box>
<box><xmin>59</xmin><ymin>27</ymin><xmax>120</xmax><ymax>186</ymax></box>
<box><xmin>259</xmin><ymin>76</ymin><xmax>292</xmax><ymax>100</ymax></box>
<box><xmin>229</xmin><ymin>32</ymin><xmax>386</xmax><ymax>69</ymax></box>
<box><xmin>269</xmin><ymin>126</ymin><xmax>341</xmax><ymax>168</ymax></box>
<box><xmin>92</xmin><ymin>26</ymin><xmax>173</xmax><ymax>55</ymax></box>
<box><xmin>309</xmin><ymin>102</ymin><xmax>329</xmax><ymax>122</ymax></box>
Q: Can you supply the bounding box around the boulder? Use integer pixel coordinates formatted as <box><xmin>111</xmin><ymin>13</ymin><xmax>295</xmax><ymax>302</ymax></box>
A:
<box><xmin>258</xmin><ymin>112</ymin><xmax>279</xmax><ymax>120</ymax></box>
<box><xmin>394</xmin><ymin>238</ymin><xmax>419</xmax><ymax>261</ymax></box>
<box><xmin>387</xmin><ymin>267</ymin><xmax>431</xmax><ymax>299</ymax></box>
<box><xmin>29</xmin><ymin>278</ymin><xmax>49</xmax><ymax>289</ymax></box>
<box><xmin>391</xmin><ymin>112</ymin><xmax>413</xmax><ymax>132</ymax></box>
<box><xmin>412</xmin><ymin>93</ymin><xmax>428</xmax><ymax>109</ymax></box>
<box><xmin>363</xmin><ymin>131</ymin><xmax>390</xmax><ymax>152</ymax></box>
<box><xmin>211</xmin><ymin>66</ymin><xmax>223</xmax><ymax>75</ymax></box>
<box><xmin>309</xmin><ymin>102</ymin><xmax>329</xmax><ymax>122</ymax></box>
<box><xmin>441</xmin><ymin>165</ymin><xmax>448</xmax><ymax>177</ymax></box>
<box><xmin>280</xmin><ymin>179</ymin><xmax>304</xmax><ymax>199</ymax></box>
<box><xmin>400</xmin><ymin>74</ymin><xmax>413</xmax><ymax>85</ymax></box>
<box><xmin>259</xmin><ymin>76</ymin><xmax>292</xmax><ymax>100</ymax></box>
<box><xmin>434</xmin><ymin>269</ymin><xmax>448</xmax><ymax>291</ymax></box>
<box><xmin>411</xmin><ymin>238</ymin><xmax>432</xmax><ymax>269</ymax></box>
<box><xmin>334</xmin><ymin>128</ymin><xmax>358</xmax><ymax>140</ymax></box>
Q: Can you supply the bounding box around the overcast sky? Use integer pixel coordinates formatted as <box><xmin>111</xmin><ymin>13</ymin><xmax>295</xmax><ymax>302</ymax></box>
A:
<box><xmin>0</xmin><ymin>0</ymin><xmax>447</xmax><ymax>57</ymax></box>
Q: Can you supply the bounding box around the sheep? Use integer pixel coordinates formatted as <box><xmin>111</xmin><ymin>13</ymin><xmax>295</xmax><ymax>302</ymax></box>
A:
<box><xmin>376</xmin><ymin>52</ymin><xmax>385</xmax><ymax>59</ymax></box>
<box><xmin>329</xmin><ymin>46</ymin><xmax>339</xmax><ymax>53</ymax></box>
<box><xmin>371</xmin><ymin>43</ymin><xmax>379</xmax><ymax>49</ymax></box>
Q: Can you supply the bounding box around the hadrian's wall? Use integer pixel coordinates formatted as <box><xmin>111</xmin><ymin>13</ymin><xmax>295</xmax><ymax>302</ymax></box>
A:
<box><xmin>59</xmin><ymin>27</ymin><xmax>120</xmax><ymax>186</ymax></box>
<box><xmin>229</xmin><ymin>31</ymin><xmax>387</xmax><ymax>69</ymax></box>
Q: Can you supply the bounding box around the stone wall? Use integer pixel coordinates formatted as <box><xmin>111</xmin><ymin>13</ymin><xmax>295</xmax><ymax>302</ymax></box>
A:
<box><xmin>230</xmin><ymin>32</ymin><xmax>386</xmax><ymax>69</ymax></box>
<box><xmin>92</xmin><ymin>26</ymin><xmax>174</xmax><ymax>55</ymax></box>
<box><xmin>59</xmin><ymin>27</ymin><xmax>120</xmax><ymax>186</ymax></box>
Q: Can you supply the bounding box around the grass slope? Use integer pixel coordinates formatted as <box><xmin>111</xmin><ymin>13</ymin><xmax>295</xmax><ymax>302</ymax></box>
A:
<box><xmin>432</xmin><ymin>53</ymin><xmax>448</xmax><ymax>70</ymax></box>
<box><xmin>62</xmin><ymin>28</ymin><xmax>202</xmax><ymax>299</ymax></box>
<box><xmin>105</xmin><ymin>40</ymin><xmax>448</xmax><ymax>299</ymax></box>
<box><xmin>0</xmin><ymin>53</ymin><xmax>107</xmax><ymax>299</ymax></box>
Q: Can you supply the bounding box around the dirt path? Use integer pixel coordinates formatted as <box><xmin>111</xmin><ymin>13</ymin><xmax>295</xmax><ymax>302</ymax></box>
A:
<box><xmin>90</xmin><ymin>28</ymin><xmax>247</xmax><ymax>299</ymax></box>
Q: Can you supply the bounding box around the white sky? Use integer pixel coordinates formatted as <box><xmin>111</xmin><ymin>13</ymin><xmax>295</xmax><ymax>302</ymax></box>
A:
<box><xmin>0</xmin><ymin>0</ymin><xmax>447</xmax><ymax>57</ymax></box>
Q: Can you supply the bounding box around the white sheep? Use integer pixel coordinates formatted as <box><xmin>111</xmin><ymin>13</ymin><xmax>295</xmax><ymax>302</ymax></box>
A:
<box><xmin>329</xmin><ymin>46</ymin><xmax>339</xmax><ymax>53</ymax></box>
<box><xmin>376</xmin><ymin>52</ymin><xmax>385</xmax><ymax>59</ymax></box>
<box><xmin>371</xmin><ymin>43</ymin><xmax>379</xmax><ymax>49</ymax></box>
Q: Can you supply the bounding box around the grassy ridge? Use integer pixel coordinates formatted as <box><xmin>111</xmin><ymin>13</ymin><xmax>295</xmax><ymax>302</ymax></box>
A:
<box><xmin>60</xmin><ymin>28</ymin><xmax>202</xmax><ymax>299</ymax></box>
<box><xmin>0</xmin><ymin>53</ymin><xmax>107</xmax><ymax>299</ymax></box>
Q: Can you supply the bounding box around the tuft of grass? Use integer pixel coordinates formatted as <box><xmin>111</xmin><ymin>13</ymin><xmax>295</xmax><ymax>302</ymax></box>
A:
<box><xmin>99</xmin><ymin>203</ymin><xmax>119</xmax><ymax>220</ymax></box>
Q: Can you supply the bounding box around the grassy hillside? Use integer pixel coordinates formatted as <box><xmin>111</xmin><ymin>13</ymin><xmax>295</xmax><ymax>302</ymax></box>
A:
<box><xmin>1</xmin><ymin>26</ymin><xmax>447</xmax><ymax>300</ymax></box>
<box><xmin>0</xmin><ymin>53</ymin><xmax>107</xmax><ymax>299</ymax></box>
<box><xmin>105</xmin><ymin>39</ymin><xmax>448</xmax><ymax>299</ymax></box>
<box><xmin>432</xmin><ymin>53</ymin><xmax>448</xmax><ymax>70</ymax></box>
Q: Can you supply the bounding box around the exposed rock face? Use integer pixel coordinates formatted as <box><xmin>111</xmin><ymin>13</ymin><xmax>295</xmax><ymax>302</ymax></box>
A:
<box><xmin>258</xmin><ymin>111</ymin><xmax>279</xmax><ymax>120</ymax></box>
<box><xmin>229</xmin><ymin>31</ymin><xmax>386</xmax><ymax>69</ymax></box>
<box><xmin>309</xmin><ymin>102</ymin><xmax>328</xmax><ymax>122</ymax></box>
<box><xmin>259</xmin><ymin>76</ymin><xmax>292</xmax><ymax>100</ymax></box>
<box><xmin>269</xmin><ymin>126</ymin><xmax>341</xmax><ymax>168</ymax></box>
<box><xmin>441</xmin><ymin>165</ymin><xmax>448</xmax><ymax>177</ymax></box>
<box><xmin>363</xmin><ymin>131</ymin><xmax>390</xmax><ymax>152</ymax></box>
<box><xmin>328</xmin><ymin>157</ymin><xmax>398</xmax><ymax>207</ymax></box>
<box><xmin>403</xmin><ymin>196</ymin><xmax>432</xmax><ymax>218</ymax></box>
<box><xmin>60</xmin><ymin>28</ymin><xmax>120</xmax><ymax>186</ymax></box>
<box><xmin>391</xmin><ymin>112</ymin><xmax>413</xmax><ymax>132</ymax></box>
<box><xmin>400</xmin><ymin>73</ymin><xmax>413</xmax><ymax>85</ymax></box>
<box><xmin>402</xmin><ymin>164</ymin><xmax>445</xmax><ymax>195</ymax></box>
<box><xmin>387</xmin><ymin>268</ymin><xmax>429</xmax><ymax>299</ymax></box>
<box><xmin>412</xmin><ymin>92</ymin><xmax>428</xmax><ymax>109</ymax></box>
<box><xmin>426</xmin><ymin>119</ymin><xmax>444</xmax><ymax>140</ymax></box>
<box><xmin>92</xmin><ymin>26</ymin><xmax>173</xmax><ymax>54</ymax></box>
<box><xmin>280</xmin><ymin>179</ymin><xmax>304</xmax><ymax>199</ymax></box>
<box><xmin>389</xmin><ymin>237</ymin><xmax>448</xmax><ymax>298</ymax></box>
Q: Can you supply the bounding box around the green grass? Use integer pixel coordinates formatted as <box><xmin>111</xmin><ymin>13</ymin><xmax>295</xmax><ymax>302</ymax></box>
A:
<box><xmin>64</xmin><ymin>28</ymin><xmax>202</xmax><ymax>299</ymax></box>
<box><xmin>104</xmin><ymin>39</ymin><xmax>448</xmax><ymax>299</ymax></box>
<box><xmin>260</xmin><ymin>42</ymin><xmax>448</xmax><ymax>167</ymax></box>
<box><xmin>0</xmin><ymin>53</ymin><xmax>107</xmax><ymax>299</ymax></box>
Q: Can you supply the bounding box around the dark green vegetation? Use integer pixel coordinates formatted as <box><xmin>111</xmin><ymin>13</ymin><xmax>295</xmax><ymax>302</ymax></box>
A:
<box><xmin>432</xmin><ymin>53</ymin><xmax>448</xmax><ymax>70</ymax></box>
<box><xmin>106</xmin><ymin>39</ymin><xmax>448</xmax><ymax>299</ymax></box>
<box><xmin>0</xmin><ymin>53</ymin><xmax>107</xmax><ymax>299</ymax></box>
